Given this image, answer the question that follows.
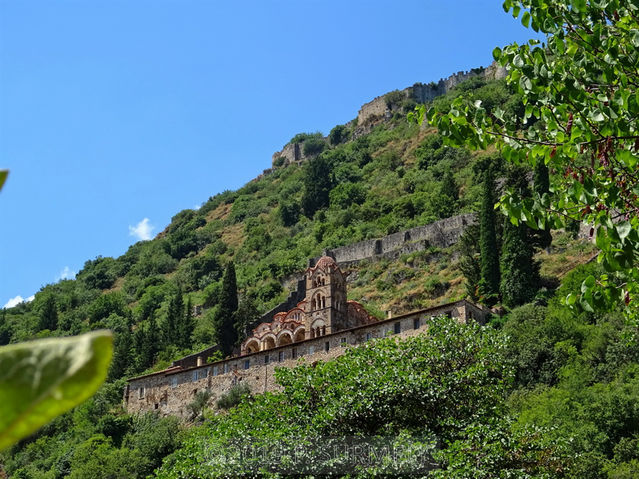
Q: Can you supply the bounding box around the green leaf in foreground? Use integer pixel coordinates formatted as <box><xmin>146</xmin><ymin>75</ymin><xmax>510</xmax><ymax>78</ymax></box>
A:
<box><xmin>0</xmin><ymin>170</ymin><xmax>8</xmax><ymax>191</ymax></box>
<box><xmin>0</xmin><ymin>330</ymin><xmax>113</xmax><ymax>450</ymax></box>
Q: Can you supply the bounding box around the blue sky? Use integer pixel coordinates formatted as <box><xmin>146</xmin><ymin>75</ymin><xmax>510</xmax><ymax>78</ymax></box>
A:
<box><xmin>0</xmin><ymin>1</ymin><xmax>538</xmax><ymax>308</ymax></box>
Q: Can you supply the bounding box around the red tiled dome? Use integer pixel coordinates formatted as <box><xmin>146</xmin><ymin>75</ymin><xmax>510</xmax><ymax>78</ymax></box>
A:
<box><xmin>314</xmin><ymin>255</ymin><xmax>337</xmax><ymax>270</ymax></box>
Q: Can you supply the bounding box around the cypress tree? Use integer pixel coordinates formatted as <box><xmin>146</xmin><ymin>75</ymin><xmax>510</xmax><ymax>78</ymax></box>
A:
<box><xmin>301</xmin><ymin>155</ymin><xmax>333</xmax><ymax>217</ymax></box>
<box><xmin>163</xmin><ymin>289</ymin><xmax>184</xmax><ymax>347</ymax></box>
<box><xmin>478</xmin><ymin>166</ymin><xmax>500</xmax><ymax>305</ymax></box>
<box><xmin>500</xmin><ymin>219</ymin><xmax>537</xmax><ymax>307</ymax></box>
<box><xmin>180</xmin><ymin>296</ymin><xmax>194</xmax><ymax>349</ymax></box>
<box><xmin>441</xmin><ymin>168</ymin><xmax>459</xmax><ymax>202</ymax></box>
<box><xmin>433</xmin><ymin>168</ymin><xmax>459</xmax><ymax>218</ymax></box>
<box><xmin>532</xmin><ymin>160</ymin><xmax>553</xmax><ymax>249</ymax></box>
<box><xmin>109</xmin><ymin>324</ymin><xmax>133</xmax><ymax>380</ymax></box>
<box><xmin>458</xmin><ymin>224</ymin><xmax>481</xmax><ymax>301</ymax></box>
<box><xmin>38</xmin><ymin>294</ymin><xmax>58</xmax><ymax>331</ymax></box>
<box><xmin>499</xmin><ymin>165</ymin><xmax>540</xmax><ymax>307</ymax></box>
<box><xmin>215</xmin><ymin>262</ymin><xmax>239</xmax><ymax>356</ymax></box>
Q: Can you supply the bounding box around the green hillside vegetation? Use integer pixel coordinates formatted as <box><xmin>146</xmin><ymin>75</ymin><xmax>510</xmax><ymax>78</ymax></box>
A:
<box><xmin>0</xmin><ymin>75</ymin><xmax>526</xmax><ymax>370</ymax></box>
<box><xmin>1</xmin><ymin>66</ymin><xmax>633</xmax><ymax>477</ymax></box>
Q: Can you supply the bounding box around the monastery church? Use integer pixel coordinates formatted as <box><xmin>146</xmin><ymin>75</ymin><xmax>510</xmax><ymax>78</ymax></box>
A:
<box><xmin>241</xmin><ymin>255</ymin><xmax>376</xmax><ymax>354</ymax></box>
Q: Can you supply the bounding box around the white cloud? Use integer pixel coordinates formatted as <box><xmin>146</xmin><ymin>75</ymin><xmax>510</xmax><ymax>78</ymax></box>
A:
<box><xmin>129</xmin><ymin>217</ymin><xmax>154</xmax><ymax>241</ymax></box>
<box><xmin>56</xmin><ymin>266</ymin><xmax>76</xmax><ymax>281</ymax></box>
<box><xmin>3</xmin><ymin>294</ymin><xmax>34</xmax><ymax>309</ymax></box>
<box><xmin>26</xmin><ymin>295</ymin><xmax>35</xmax><ymax>302</ymax></box>
<box><xmin>194</xmin><ymin>203</ymin><xmax>201</xmax><ymax>210</ymax></box>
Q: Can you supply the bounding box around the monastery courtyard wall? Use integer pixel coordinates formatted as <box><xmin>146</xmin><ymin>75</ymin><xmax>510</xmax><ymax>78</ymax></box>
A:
<box><xmin>124</xmin><ymin>300</ymin><xmax>485</xmax><ymax>418</ymax></box>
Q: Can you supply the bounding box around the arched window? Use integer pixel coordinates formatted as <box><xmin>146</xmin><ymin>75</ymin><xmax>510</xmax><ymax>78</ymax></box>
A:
<box><xmin>321</xmin><ymin>296</ymin><xmax>326</xmax><ymax>309</ymax></box>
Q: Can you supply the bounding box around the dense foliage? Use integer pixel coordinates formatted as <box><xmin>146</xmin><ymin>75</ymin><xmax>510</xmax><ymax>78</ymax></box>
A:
<box><xmin>425</xmin><ymin>0</ymin><xmax>639</xmax><ymax>315</ymax></box>
<box><xmin>155</xmin><ymin>317</ymin><xmax>571</xmax><ymax>478</ymax></box>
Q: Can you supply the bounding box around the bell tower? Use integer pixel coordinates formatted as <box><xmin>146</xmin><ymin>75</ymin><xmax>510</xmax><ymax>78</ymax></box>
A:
<box><xmin>303</xmin><ymin>255</ymin><xmax>347</xmax><ymax>338</ymax></box>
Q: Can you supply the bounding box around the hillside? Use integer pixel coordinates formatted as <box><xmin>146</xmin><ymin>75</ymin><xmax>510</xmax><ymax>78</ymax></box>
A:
<box><xmin>0</xmin><ymin>68</ymin><xmax>611</xmax><ymax>478</ymax></box>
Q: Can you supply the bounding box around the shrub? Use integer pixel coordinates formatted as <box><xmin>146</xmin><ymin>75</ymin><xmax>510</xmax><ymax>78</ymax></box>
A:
<box><xmin>384</xmin><ymin>89</ymin><xmax>405</xmax><ymax>108</ymax></box>
<box><xmin>302</xmin><ymin>137</ymin><xmax>326</xmax><ymax>157</ymax></box>
<box><xmin>278</xmin><ymin>201</ymin><xmax>300</xmax><ymax>227</ymax></box>
<box><xmin>329</xmin><ymin>183</ymin><xmax>366</xmax><ymax>209</ymax></box>
<box><xmin>216</xmin><ymin>384</ymin><xmax>250</xmax><ymax>410</ymax></box>
<box><xmin>290</xmin><ymin>131</ymin><xmax>322</xmax><ymax>144</ymax></box>
<box><xmin>329</xmin><ymin>125</ymin><xmax>348</xmax><ymax>145</ymax></box>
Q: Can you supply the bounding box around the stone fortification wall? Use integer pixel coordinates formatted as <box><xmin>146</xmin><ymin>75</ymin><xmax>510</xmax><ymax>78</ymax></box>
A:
<box><xmin>124</xmin><ymin>300</ymin><xmax>487</xmax><ymax>417</ymax></box>
<box><xmin>272</xmin><ymin>142</ymin><xmax>303</xmax><ymax>167</ymax></box>
<box><xmin>323</xmin><ymin>213</ymin><xmax>476</xmax><ymax>266</ymax></box>
<box><xmin>356</xmin><ymin>62</ymin><xmax>507</xmax><ymax>127</ymax></box>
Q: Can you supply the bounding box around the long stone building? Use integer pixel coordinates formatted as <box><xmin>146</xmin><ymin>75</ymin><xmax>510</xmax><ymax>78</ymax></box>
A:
<box><xmin>124</xmin><ymin>255</ymin><xmax>487</xmax><ymax>417</ymax></box>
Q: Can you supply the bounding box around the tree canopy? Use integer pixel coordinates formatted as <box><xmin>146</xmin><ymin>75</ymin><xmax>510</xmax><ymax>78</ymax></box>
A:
<box><xmin>420</xmin><ymin>0</ymin><xmax>639</xmax><ymax>316</ymax></box>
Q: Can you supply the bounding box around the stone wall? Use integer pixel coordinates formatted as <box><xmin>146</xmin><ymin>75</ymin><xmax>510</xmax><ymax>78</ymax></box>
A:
<box><xmin>322</xmin><ymin>213</ymin><xmax>476</xmax><ymax>267</ymax></box>
<box><xmin>124</xmin><ymin>301</ymin><xmax>486</xmax><ymax>416</ymax></box>
<box><xmin>272</xmin><ymin>142</ymin><xmax>303</xmax><ymax>167</ymax></box>
<box><xmin>356</xmin><ymin>62</ymin><xmax>507</xmax><ymax>127</ymax></box>
<box><xmin>124</xmin><ymin>300</ymin><xmax>487</xmax><ymax>417</ymax></box>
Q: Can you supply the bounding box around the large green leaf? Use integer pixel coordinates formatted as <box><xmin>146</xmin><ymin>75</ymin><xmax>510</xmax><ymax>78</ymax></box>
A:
<box><xmin>0</xmin><ymin>330</ymin><xmax>113</xmax><ymax>450</ymax></box>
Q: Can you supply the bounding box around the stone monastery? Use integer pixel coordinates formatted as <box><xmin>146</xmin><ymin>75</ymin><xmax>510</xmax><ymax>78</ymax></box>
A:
<box><xmin>124</xmin><ymin>254</ymin><xmax>487</xmax><ymax>417</ymax></box>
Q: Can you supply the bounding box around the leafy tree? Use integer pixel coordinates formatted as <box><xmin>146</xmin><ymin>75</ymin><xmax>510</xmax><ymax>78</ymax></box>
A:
<box><xmin>77</xmin><ymin>256</ymin><xmax>117</xmax><ymax>290</ymax></box>
<box><xmin>214</xmin><ymin>262</ymin><xmax>238</xmax><ymax>356</ymax></box>
<box><xmin>301</xmin><ymin>155</ymin><xmax>333</xmax><ymax>217</ymax></box>
<box><xmin>186</xmin><ymin>390</ymin><xmax>212</xmax><ymax>420</ymax></box>
<box><xmin>478</xmin><ymin>166</ymin><xmax>500</xmax><ymax>304</ymax></box>
<box><xmin>329</xmin><ymin>124</ymin><xmax>348</xmax><ymax>145</ymax></box>
<box><xmin>123</xmin><ymin>414</ymin><xmax>182</xmax><ymax>473</ymax></box>
<box><xmin>302</xmin><ymin>136</ymin><xmax>326</xmax><ymax>157</ymax></box>
<box><xmin>423</xmin><ymin>0</ymin><xmax>639</xmax><ymax>313</ymax></box>
<box><xmin>88</xmin><ymin>291</ymin><xmax>127</xmax><ymax>325</ymax></box>
<box><xmin>278</xmin><ymin>200</ymin><xmax>300</xmax><ymax>227</ymax></box>
<box><xmin>156</xmin><ymin>317</ymin><xmax>572</xmax><ymax>478</ymax></box>
<box><xmin>68</xmin><ymin>434</ymin><xmax>149</xmax><ymax>479</ymax></box>
<box><xmin>215</xmin><ymin>384</ymin><xmax>250</xmax><ymax>410</ymax></box>
<box><xmin>329</xmin><ymin>182</ymin><xmax>366</xmax><ymax>209</ymax></box>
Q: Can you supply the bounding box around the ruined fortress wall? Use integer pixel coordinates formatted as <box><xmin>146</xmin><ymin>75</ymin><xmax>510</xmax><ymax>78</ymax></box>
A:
<box><xmin>356</xmin><ymin>62</ymin><xmax>507</xmax><ymax>127</ymax></box>
<box><xmin>323</xmin><ymin>213</ymin><xmax>476</xmax><ymax>266</ymax></box>
<box><xmin>125</xmin><ymin>301</ymin><xmax>482</xmax><ymax>417</ymax></box>
<box><xmin>272</xmin><ymin>143</ymin><xmax>302</xmax><ymax>167</ymax></box>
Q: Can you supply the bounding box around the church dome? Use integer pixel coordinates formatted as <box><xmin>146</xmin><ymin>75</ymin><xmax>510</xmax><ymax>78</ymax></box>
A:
<box><xmin>314</xmin><ymin>255</ymin><xmax>337</xmax><ymax>270</ymax></box>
